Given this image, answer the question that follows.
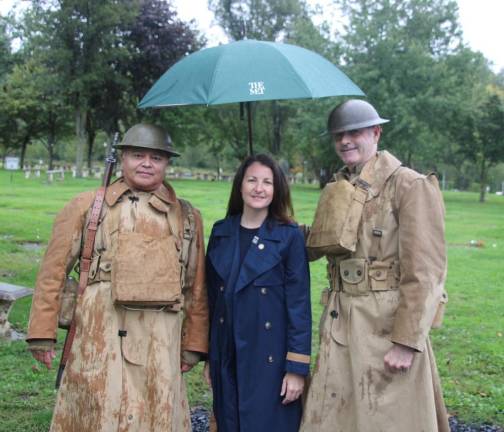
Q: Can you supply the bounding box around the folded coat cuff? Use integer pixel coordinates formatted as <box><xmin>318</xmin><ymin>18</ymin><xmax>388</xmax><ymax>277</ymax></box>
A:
<box><xmin>285</xmin><ymin>352</ymin><xmax>310</xmax><ymax>376</ymax></box>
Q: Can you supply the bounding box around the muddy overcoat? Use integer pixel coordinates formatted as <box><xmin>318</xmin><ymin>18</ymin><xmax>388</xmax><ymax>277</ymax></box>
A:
<box><xmin>27</xmin><ymin>178</ymin><xmax>209</xmax><ymax>432</ymax></box>
<box><xmin>206</xmin><ymin>215</ymin><xmax>311</xmax><ymax>432</ymax></box>
<box><xmin>301</xmin><ymin>151</ymin><xmax>450</xmax><ymax>432</ymax></box>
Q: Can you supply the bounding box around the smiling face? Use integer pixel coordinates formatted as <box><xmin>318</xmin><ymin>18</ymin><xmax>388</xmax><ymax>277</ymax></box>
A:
<box><xmin>241</xmin><ymin>162</ymin><xmax>274</xmax><ymax>214</ymax></box>
<box><xmin>333</xmin><ymin>125</ymin><xmax>381</xmax><ymax>169</ymax></box>
<box><xmin>121</xmin><ymin>147</ymin><xmax>169</xmax><ymax>191</ymax></box>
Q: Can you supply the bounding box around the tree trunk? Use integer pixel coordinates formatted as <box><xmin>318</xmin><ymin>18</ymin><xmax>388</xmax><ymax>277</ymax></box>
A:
<box><xmin>87</xmin><ymin>131</ymin><xmax>95</xmax><ymax>171</ymax></box>
<box><xmin>47</xmin><ymin>135</ymin><xmax>55</xmax><ymax>171</ymax></box>
<box><xmin>47</xmin><ymin>115</ymin><xmax>56</xmax><ymax>171</ymax></box>
<box><xmin>86</xmin><ymin>112</ymin><xmax>95</xmax><ymax>171</ymax></box>
<box><xmin>20</xmin><ymin>135</ymin><xmax>30</xmax><ymax>169</ymax></box>
<box><xmin>479</xmin><ymin>157</ymin><xmax>487</xmax><ymax>203</ymax></box>
<box><xmin>75</xmin><ymin>107</ymin><xmax>88</xmax><ymax>178</ymax></box>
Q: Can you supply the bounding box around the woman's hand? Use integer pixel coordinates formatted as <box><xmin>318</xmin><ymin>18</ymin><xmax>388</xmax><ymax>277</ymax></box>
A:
<box><xmin>280</xmin><ymin>372</ymin><xmax>305</xmax><ymax>405</ymax></box>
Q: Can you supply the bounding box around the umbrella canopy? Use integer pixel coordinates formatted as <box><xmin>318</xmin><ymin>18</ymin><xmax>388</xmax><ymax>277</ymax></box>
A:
<box><xmin>139</xmin><ymin>39</ymin><xmax>365</xmax><ymax>152</ymax></box>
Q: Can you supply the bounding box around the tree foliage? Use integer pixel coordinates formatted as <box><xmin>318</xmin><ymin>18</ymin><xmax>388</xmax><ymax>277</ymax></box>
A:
<box><xmin>0</xmin><ymin>0</ymin><xmax>503</xmax><ymax>198</ymax></box>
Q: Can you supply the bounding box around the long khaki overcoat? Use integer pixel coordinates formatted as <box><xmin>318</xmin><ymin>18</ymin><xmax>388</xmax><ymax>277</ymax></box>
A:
<box><xmin>27</xmin><ymin>179</ymin><xmax>208</xmax><ymax>432</ymax></box>
<box><xmin>301</xmin><ymin>151</ymin><xmax>450</xmax><ymax>432</ymax></box>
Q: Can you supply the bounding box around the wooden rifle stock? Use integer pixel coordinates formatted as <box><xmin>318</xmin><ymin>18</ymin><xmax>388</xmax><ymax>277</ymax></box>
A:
<box><xmin>56</xmin><ymin>133</ymin><xmax>118</xmax><ymax>389</ymax></box>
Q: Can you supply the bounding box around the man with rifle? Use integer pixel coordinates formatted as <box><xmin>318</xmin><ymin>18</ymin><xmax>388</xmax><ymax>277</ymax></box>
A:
<box><xmin>27</xmin><ymin>124</ymin><xmax>208</xmax><ymax>431</ymax></box>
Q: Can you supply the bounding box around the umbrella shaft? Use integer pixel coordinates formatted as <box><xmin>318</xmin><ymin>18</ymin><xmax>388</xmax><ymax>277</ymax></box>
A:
<box><xmin>246</xmin><ymin>102</ymin><xmax>254</xmax><ymax>155</ymax></box>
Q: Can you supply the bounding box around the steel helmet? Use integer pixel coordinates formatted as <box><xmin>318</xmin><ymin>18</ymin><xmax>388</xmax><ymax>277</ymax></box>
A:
<box><xmin>115</xmin><ymin>123</ymin><xmax>180</xmax><ymax>157</ymax></box>
<box><xmin>327</xmin><ymin>99</ymin><xmax>389</xmax><ymax>134</ymax></box>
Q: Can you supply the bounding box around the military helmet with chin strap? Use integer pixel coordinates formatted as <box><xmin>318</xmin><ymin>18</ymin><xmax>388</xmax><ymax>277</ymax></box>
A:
<box><xmin>327</xmin><ymin>99</ymin><xmax>389</xmax><ymax>135</ymax></box>
<box><xmin>115</xmin><ymin>123</ymin><xmax>180</xmax><ymax>157</ymax></box>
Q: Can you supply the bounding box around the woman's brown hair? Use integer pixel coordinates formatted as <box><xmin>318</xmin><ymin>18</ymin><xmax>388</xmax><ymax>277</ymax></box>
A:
<box><xmin>226</xmin><ymin>154</ymin><xmax>294</xmax><ymax>224</ymax></box>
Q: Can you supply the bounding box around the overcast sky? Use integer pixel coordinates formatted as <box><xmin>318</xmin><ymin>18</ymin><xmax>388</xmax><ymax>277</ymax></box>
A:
<box><xmin>1</xmin><ymin>0</ymin><xmax>503</xmax><ymax>72</ymax></box>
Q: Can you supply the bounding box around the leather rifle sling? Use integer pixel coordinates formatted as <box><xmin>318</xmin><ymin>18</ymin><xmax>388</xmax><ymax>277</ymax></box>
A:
<box><xmin>56</xmin><ymin>186</ymin><xmax>107</xmax><ymax>388</ymax></box>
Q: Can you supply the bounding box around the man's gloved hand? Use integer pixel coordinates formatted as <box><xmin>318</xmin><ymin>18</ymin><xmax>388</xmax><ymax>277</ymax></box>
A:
<box><xmin>180</xmin><ymin>350</ymin><xmax>201</xmax><ymax>373</ymax></box>
<box><xmin>28</xmin><ymin>340</ymin><xmax>56</xmax><ymax>369</ymax></box>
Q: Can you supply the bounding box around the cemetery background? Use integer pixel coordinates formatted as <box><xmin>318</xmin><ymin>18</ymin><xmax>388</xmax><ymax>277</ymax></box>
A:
<box><xmin>0</xmin><ymin>169</ymin><xmax>503</xmax><ymax>431</ymax></box>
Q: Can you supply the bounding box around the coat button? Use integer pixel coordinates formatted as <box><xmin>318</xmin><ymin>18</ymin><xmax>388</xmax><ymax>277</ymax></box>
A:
<box><xmin>330</xmin><ymin>310</ymin><xmax>339</xmax><ymax>319</ymax></box>
<box><xmin>258</xmin><ymin>243</ymin><xmax>265</xmax><ymax>250</ymax></box>
<box><xmin>219</xmin><ymin>317</ymin><xmax>224</xmax><ymax>324</ymax></box>
<box><xmin>343</xmin><ymin>270</ymin><xmax>349</xmax><ymax>276</ymax></box>
<box><xmin>356</xmin><ymin>270</ymin><xmax>362</xmax><ymax>276</ymax></box>
<box><xmin>260</xmin><ymin>287</ymin><xmax>267</xmax><ymax>295</ymax></box>
<box><xmin>267</xmin><ymin>355</ymin><xmax>274</xmax><ymax>363</ymax></box>
<box><xmin>376</xmin><ymin>271</ymin><xmax>382</xmax><ymax>277</ymax></box>
<box><xmin>219</xmin><ymin>285</ymin><xmax>224</xmax><ymax>292</ymax></box>
<box><xmin>264</xmin><ymin>321</ymin><xmax>272</xmax><ymax>330</ymax></box>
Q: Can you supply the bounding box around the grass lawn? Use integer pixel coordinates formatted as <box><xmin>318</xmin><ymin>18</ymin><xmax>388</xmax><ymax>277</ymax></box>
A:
<box><xmin>0</xmin><ymin>169</ymin><xmax>503</xmax><ymax>430</ymax></box>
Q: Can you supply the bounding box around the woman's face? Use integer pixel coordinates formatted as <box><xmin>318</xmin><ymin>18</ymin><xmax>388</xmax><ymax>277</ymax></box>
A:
<box><xmin>241</xmin><ymin>162</ymin><xmax>274</xmax><ymax>212</ymax></box>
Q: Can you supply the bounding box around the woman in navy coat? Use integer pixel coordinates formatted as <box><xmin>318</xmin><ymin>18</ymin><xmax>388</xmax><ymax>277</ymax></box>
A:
<box><xmin>205</xmin><ymin>154</ymin><xmax>311</xmax><ymax>432</ymax></box>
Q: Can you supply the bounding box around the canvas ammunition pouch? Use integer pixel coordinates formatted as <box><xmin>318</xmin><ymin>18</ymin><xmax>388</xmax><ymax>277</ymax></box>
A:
<box><xmin>307</xmin><ymin>161</ymin><xmax>374</xmax><ymax>257</ymax></box>
<box><xmin>337</xmin><ymin>258</ymin><xmax>400</xmax><ymax>296</ymax></box>
<box><xmin>58</xmin><ymin>276</ymin><xmax>79</xmax><ymax>330</ymax></box>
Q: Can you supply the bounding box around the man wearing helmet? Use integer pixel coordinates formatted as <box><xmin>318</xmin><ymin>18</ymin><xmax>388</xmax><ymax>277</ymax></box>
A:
<box><xmin>301</xmin><ymin>100</ymin><xmax>449</xmax><ymax>432</ymax></box>
<box><xmin>27</xmin><ymin>124</ymin><xmax>208</xmax><ymax>431</ymax></box>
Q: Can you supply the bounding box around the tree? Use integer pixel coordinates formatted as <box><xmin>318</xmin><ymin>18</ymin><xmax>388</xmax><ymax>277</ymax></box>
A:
<box><xmin>23</xmin><ymin>0</ymin><xmax>137</xmax><ymax>175</ymax></box>
<box><xmin>338</xmin><ymin>0</ymin><xmax>464</xmax><ymax>170</ymax></box>
<box><xmin>126</xmin><ymin>0</ymin><xmax>203</xmax><ymax>109</ymax></box>
<box><xmin>458</xmin><ymin>92</ymin><xmax>504</xmax><ymax>202</ymax></box>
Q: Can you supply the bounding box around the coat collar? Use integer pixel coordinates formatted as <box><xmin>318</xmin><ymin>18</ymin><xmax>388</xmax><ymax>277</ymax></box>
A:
<box><xmin>105</xmin><ymin>178</ymin><xmax>177</xmax><ymax>208</ymax></box>
<box><xmin>335</xmin><ymin>150</ymin><xmax>402</xmax><ymax>198</ymax></box>
<box><xmin>208</xmin><ymin>215</ymin><xmax>284</xmax><ymax>293</ymax></box>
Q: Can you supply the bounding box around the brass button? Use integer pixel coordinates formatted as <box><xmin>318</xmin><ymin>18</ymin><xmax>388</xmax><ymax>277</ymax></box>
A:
<box><xmin>264</xmin><ymin>321</ymin><xmax>272</xmax><ymax>330</ymax></box>
<box><xmin>219</xmin><ymin>317</ymin><xmax>224</xmax><ymax>324</ymax></box>
<box><xmin>260</xmin><ymin>287</ymin><xmax>267</xmax><ymax>295</ymax></box>
<box><xmin>267</xmin><ymin>355</ymin><xmax>274</xmax><ymax>363</ymax></box>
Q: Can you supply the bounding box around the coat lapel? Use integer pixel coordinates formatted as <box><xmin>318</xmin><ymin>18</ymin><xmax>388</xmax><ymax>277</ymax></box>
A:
<box><xmin>235</xmin><ymin>218</ymin><xmax>282</xmax><ymax>293</ymax></box>
<box><xmin>207</xmin><ymin>216</ymin><xmax>240</xmax><ymax>283</ymax></box>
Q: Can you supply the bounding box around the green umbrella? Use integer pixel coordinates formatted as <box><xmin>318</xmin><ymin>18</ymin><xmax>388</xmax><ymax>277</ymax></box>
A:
<box><xmin>139</xmin><ymin>39</ymin><xmax>364</xmax><ymax>153</ymax></box>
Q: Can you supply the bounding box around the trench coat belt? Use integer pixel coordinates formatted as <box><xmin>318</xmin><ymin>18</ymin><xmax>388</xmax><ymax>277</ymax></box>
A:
<box><xmin>333</xmin><ymin>259</ymin><xmax>400</xmax><ymax>296</ymax></box>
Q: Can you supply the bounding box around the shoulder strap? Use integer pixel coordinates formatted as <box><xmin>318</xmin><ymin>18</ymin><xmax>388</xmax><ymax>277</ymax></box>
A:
<box><xmin>368</xmin><ymin>165</ymin><xmax>403</xmax><ymax>262</ymax></box>
<box><xmin>56</xmin><ymin>186</ymin><xmax>107</xmax><ymax>388</ymax></box>
<box><xmin>178</xmin><ymin>198</ymin><xmax>197</xmax><ymax>290</ymax></box>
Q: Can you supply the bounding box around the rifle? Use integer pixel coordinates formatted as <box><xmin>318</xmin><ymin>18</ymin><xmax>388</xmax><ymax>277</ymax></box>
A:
<box><xmin>56</xmin><ymin>133</ymin><xmax>119</xmax><ymax>388</ymax></box>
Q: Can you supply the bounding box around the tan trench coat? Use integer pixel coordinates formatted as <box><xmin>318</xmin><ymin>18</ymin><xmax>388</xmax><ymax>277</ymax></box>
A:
<box><xmin>301</xmin><ymin>151</ymin><xmax>449</xmax><ymax>432</ymax></box>
<box><xmin>27</xmin><ymin>179</ymin><xmax>209</xmax><ymax>432</ymax></box>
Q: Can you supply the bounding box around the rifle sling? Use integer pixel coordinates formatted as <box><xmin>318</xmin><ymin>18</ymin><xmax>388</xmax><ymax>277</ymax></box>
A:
<box><xmin>56</xmin><ymin>186</ymin><xmax>107</xmax><ymax>388</ymax></box>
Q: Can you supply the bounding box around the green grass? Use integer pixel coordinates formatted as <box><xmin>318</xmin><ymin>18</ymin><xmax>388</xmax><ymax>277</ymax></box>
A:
<box><xmin>0</xmin><ymin>170</ymin><xmax>503</xmax><ymax>430</ymax></box>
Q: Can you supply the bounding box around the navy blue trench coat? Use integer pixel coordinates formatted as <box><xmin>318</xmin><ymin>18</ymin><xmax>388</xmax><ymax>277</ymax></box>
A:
<box><xmin>206</xmin><ymin>215</ymin><xmax>311</xmax><ymax>432</ymax></box>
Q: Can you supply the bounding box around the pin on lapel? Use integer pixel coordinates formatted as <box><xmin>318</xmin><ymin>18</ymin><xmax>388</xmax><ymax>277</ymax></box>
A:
<box><xmin>252</xmin><ymin>236</ymin><xmax>259</xmax><ymax>245</ymax></box>
<box><xmin>258</xmin><ymin>243</ymin><xmax>265</xmax><ymax>250</ymax></box>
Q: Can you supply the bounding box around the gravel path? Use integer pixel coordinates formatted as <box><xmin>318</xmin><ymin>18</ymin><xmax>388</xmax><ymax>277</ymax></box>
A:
<box><xmin>191</xmin><ymin>408</ymin><xmax>503</xmax><ymax>432</ymax></box>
